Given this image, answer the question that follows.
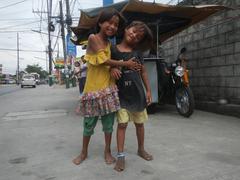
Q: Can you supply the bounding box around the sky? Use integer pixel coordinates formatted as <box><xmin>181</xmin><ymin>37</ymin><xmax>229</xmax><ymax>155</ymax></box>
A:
<box><xmin>0</xmin><ymin>0</ymin><xmax>172</xmax><ymax>74</ymax></box>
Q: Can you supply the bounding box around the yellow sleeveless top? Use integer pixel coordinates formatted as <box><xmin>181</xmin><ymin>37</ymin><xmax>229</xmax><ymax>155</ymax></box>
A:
<box><xmin>83</xmin><ymin>43</ymin><xmax>115</xmax><ymax>93</ymax></box>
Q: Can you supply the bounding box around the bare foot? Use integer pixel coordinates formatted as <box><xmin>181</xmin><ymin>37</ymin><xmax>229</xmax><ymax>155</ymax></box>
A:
<box><xmin>72</xmin><ymin>152</ymin><xmax>87</xmax><ymax>165</ymax></box>
<box><xmin>114</xmin><ymin>156</ymin><xmax>125</xmax><ymax>172</ymax></box>
<box><xmin>104</xmin><ymin>152</ymin><xmax>116</xmax><ymax>165</ymax></box>
<box><xmin>138</xmin><ymin>150</ymin><xmax>153</xmax><ymax>161</ymax></box>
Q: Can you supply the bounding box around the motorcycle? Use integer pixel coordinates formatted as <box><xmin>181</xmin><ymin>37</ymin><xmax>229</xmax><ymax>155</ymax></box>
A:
<box><xmin>144</xmin><ymin>58</ymin><xmax>195</xmax><ymax>117</ymax></box>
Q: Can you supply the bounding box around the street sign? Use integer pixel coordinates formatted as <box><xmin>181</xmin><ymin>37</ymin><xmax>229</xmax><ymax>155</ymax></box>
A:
<box><xmin>66</xmin><ymin>34</ymin><xmax>76</xmax><ymax>57</ymax></box>
<box><xmin>103</xmin><ymin>0</ymin><xmax>113</xmax><ymax>6</ymax></box>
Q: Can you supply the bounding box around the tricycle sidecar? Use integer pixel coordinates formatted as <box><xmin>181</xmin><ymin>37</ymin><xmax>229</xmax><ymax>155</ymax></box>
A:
<box><xmin>144</xmin><ymin>57</ymin><xmax>194</xmax><ymax>117</ymax></box>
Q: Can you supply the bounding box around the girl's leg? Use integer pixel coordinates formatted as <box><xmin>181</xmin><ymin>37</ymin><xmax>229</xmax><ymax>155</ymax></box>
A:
<box><xmin>79</xmin><ymin>78</ymin><xmax>84</xmax><ymax>95</ymax></box>
<box><xmin>116</xmin><ymin>123</ymin><xmax>128</xmax><ymax>153</ymax></box>
<box><xmin>78</xmin><ymin>80</ymin><xmax>82</xmax><ymax>96</ymax></box>
<box><xmin>73</xmin><ymin>116</ymin><xmax>98</xmax><ymax>165</ymax></box>
<box><xmin>104</xmin><ymin>132</ymin><xmax>116</xmax><ymax>164</ymax></box>
<box><xmin>101</xmin><ymin>113</ymin><xmax>115</xmax><ymax>164</ymax></box>
<box><xmin>72</xmin><ymin>135</ymin><xmax>90</xmax><ymax>165</ymax></box>
<box><xmin>114</xmin><ymin>123</ymin><xmax>127</xmax><ymax>172</ymax></box>
<box><xmin>135</xmin><ymin>123</ymin><xmax>153</xmax><ymax>161</ymax></box>
<box><xmin>81</xmin><ymin>77</ymin><xmax>86</xmax><ymax>92</ymax></box>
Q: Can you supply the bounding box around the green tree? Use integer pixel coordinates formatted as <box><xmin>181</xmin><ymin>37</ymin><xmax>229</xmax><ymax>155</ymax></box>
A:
<box><xmin>41</xmin><ymin>70</ymin><xmax>49</xmax><ymax>79</ymax></box>
<box><xmin>25</xmin><ymin>64</ymin><xmax>48</xmax><ymax>79</ymax></box>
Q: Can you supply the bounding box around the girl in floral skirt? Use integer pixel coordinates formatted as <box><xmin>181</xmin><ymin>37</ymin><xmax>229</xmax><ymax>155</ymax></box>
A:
<box><xmin>72</xmin><ymin>8</ymin><xmax>141</xmax><ymax>165</ymax></box>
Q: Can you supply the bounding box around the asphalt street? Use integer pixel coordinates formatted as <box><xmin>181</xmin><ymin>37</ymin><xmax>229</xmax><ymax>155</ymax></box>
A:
<box><xmin>0</xmin><ymin>84</ymin><xmax>22</xmax><ymax>96</ymax></box>
<box><xmin>0</xmin><ymin>85</ymin><xmax>240</xmax><ymax>180</ymax></box>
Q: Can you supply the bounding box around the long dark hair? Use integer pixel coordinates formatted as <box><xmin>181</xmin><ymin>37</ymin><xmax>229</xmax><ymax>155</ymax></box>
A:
<box><xmin>96</xmin><ymin>8</ymin><xmax>126</xmax><ymax>35</ymax></box>
<box><xmin>125</xmin><ymin>21</ymin><xmax>153</xmax><ymax>50</ymax></box>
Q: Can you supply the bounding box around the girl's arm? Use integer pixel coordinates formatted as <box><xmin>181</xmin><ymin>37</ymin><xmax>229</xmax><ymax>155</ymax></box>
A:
<box><xmin>87</xmin><ymin>34</ymin><xmax>141</xmax><ymax>70</ymax></box>
<box><xmin>141</xmin><ymin>65</ymin><xmax>152</xmax><ymax>106</ymax></box>
<box><xmin>110</xmin><ymin>67</ymin><xmax>122</xmax><ymax>80</ymax></box>
<box><xmin>104</xmin><ymin>58</ymin><xmax>141</xmax><ymax>70</ymax></box>
<box><xmin>87</xmin><ymin>34</ymin><xmax>102</xmax><ymax>53</ymax></box>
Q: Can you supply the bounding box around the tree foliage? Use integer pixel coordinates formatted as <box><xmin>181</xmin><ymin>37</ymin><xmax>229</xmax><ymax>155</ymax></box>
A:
<box><xmin>25</xmin><ymin>64</ymin><xmax>48</xmax><ymax>79</ymax></box>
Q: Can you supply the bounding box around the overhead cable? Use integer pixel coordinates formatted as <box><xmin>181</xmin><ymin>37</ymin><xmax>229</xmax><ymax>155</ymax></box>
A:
<box><xmin>0</xmin><ymin>48</ymin><xmax>46</xmax><ymax>53</ymax></box>
<box><xmin>0</xmin><ymin>20</ymin><xmax>41</xmax><ymax>30</ymax></box>
<box><xmin>0</xmin><ymin>0</ymin><xmax>29</xmax><ymax>10</ymax></box>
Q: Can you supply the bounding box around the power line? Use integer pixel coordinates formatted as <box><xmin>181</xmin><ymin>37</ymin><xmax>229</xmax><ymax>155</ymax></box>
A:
<box><xmin>52</xmin><ymin>28</ymin><xmax>61</xmax><ymax>52</ymax></box>
<box><xmin>0</xmin><ymin>18</ymin><xmax>38</xmax><ymax>21</ymax></box>
<box><xmin>76</xmin><ymin>0</ymin><xmax>82</xmax><ymax>9</ymax></box>
<box><xmin>32</xmin><ymin>12</ymin><xmax>47</xmax><ymax>48</ymax></box>
<box><xmin>32</xmin><ymin>29</ymin><xmax>61</xmax><ymax>37</ymax></box>
<box><xmin>53</xmin><ymin>1</ymin><xmax>59</xmax><ymax>15</ymax></box>
<box><xmin>0</xmin><ymin>20</ymin><xmax>41</xmax><ymax>30</ymax></box>
<box><xmin>39</xmin><ymin>0</ymin><xmax>45</xmax><ymax>32</ymax></box>
<box><xmin>0</xmin><ymin>48</ymin><xmax>46</xmax><ymax>53</ymax></box>
<box><xmin>0</xmin><ymin>0</ymin><xmax>29</xmax><ymax>10</ymax></box>
<box><xmin>71</xmin><ymin>0</ymin><xmax>77</xmax><ymax>15</ymax></box>
<box><xmin>34</xmin><ymin>56</ymin><xmax>47</xmax><ymax>61</ymax></box>
<box><xmin>0</xmin><ymin>30</ymin><xmax>33</xmax><ymax>33</ymax></box>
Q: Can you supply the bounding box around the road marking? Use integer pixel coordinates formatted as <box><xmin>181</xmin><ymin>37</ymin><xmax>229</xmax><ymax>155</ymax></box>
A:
<box><xmin>3</xmin><ymin>109</ymin><xmax>67</xmax><ymax>121</ymax></box>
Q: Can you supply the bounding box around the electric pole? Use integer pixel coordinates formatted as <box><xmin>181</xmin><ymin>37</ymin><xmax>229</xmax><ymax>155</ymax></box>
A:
<box><xmin>59</xmin><ymin>0</ymin><xmax>69</xmax><ymax>88</ymax></box>
<box><xmin>47</xmin><ymin>0</ymin><xmax>53</xmax><ymax>86</ymax></box>
<box><xmin>65</xmin><ymin>0</ymin><xmax>74</xmax><ymax>88</ymax></box>
<box><xmin>17</xmin><ymin>33</ymin><xmax>20</xmax><ymax>85</ymax></box>
<box><xmin>65</xmin><ymin>0</ymin><xmax>72</xmax><ymax>35</ymax></box>
<box><xmin>59</xmin><ymin>0</ymin><xmax>67</xmax><ymax>63</ymax></box>
<box><xmin>46</xmin><ymin>48</ymin><xmax>48</xmax><ymax>72</ymax></box>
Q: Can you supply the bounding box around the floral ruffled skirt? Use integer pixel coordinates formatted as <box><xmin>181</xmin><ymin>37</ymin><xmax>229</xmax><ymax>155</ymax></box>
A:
<box><xmin>79</xmin><ymin>85</ymin><xmax>120</xmax><ymax>117</ymax></box>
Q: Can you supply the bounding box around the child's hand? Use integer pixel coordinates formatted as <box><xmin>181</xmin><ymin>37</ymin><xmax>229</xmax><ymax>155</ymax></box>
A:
<box><xmin>110</xmin><ymin>68</ymin><xmax>122</xmax><ymax>80</ymax></box>
<box><xmin>146</xmin><ymin>91</ymin><xmax>152</xmax><ymax>106</ymax></box>
<box><xmin>125</xmin><ymin>57</ymin><xmax>142</xmax><ymax>71</ymax></box>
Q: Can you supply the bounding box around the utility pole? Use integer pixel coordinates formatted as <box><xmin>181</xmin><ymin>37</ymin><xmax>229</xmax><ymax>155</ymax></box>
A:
<box><xmin>59</xmin><ymin>0</ymin><xmax>69</xmax><ymax>88</ymax></box>
<box><xmin>46</xmin><ymin>48</ymin><xmax>48</xmax><ymax>72</ymax></box>
<box><xmin>65</xmin><ymin>0</ymin><xmax>74</xmax><ymax>88</ymax></box>
<box><xmin>65</xmin><ymin>0</ymin><xmax>72</xmax><ymax>35</ymax></box>
<box><xmin>17</xmin><ymin>33</ymin><xmax>20</xmax><ymax>85</ymax></box>
<box><xmin>47</xmin><ymin>0</ymin><xmax>53</xmax><ymax>86</ymax></box>
<box><xmin>57</xmin><ymin>43</ymin><xmax>59</xmax><ymax>58</ymax></box>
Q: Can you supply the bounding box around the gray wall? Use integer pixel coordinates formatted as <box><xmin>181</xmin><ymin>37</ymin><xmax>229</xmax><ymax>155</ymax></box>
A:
<box><xmin>161</xmin><ymin>0</ymin><xmax>240</xmax><ymax>105</ymax></box>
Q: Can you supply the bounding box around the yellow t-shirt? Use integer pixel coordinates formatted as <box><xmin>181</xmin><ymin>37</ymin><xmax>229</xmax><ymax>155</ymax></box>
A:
<box><xmin>83</xmin><ymin>43</ymin><xmax>115</xmax><ymax>93</ymax></box>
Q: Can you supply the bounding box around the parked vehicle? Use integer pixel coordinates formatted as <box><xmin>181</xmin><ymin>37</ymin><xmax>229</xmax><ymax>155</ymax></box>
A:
<box><xmin>8</xmin><ymin>78</ymin><xmax>16</xmax><ymax>84</ymax></box>
<box><xmin>144</xmin><ymin>58</ymin><xmax>194</xmax><ymax>117</ymax></box>
<box><xmin>21</xmin><ymin>74</ymin><xmax>36</xmax><ymax>88</ymax></box>
<box><xmin>30</xmin><ymin>73</ymin><xmax>40</xmax><ymax>85</ymax></box>
<box><xmin>0</xmin><ymin>79</ymin><xmax>7</xmax><ymax>84</ymax></box>
<box><xmin>0</xmin><ymin>74</ymin><xmax>16</xmax><ymax>84</ymax></box>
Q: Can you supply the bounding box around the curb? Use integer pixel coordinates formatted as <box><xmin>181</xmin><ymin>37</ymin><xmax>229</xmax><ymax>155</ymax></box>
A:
<box><xmin>196</xmin><ymin>101</ymin><xmax>240</xmax><ymax>118</ymax></box>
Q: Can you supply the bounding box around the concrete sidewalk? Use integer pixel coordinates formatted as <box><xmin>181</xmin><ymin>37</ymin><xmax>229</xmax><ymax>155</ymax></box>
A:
<box><xmin>0</xmin><ymin>85</ymin><xmax>240</xmax><ymax>180</ymax></box>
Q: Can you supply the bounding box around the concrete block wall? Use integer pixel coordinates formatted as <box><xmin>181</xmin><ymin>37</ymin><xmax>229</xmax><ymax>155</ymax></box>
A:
<box><xmin>161</xmin><ymin>0</ymin><xmax>240</xmax><ymax>106</ymax></box>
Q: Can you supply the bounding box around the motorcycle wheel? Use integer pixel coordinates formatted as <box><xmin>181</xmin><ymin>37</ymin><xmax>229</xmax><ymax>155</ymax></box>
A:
<box><xmin>175</xmin><ymin>86</ymin><xmax>194</xmax><ymax>117</ymax></box>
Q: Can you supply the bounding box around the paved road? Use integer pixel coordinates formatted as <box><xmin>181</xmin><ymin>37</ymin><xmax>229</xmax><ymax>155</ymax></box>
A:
<box><xmin>0</xmin><ymin>84</ymin><xmax>22</xmax><ymax>96</ymax></box>
<box><xmin>0</xmin><ymin>85</ymin><xmax>239</xmax><ymax>180</ymax></box>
